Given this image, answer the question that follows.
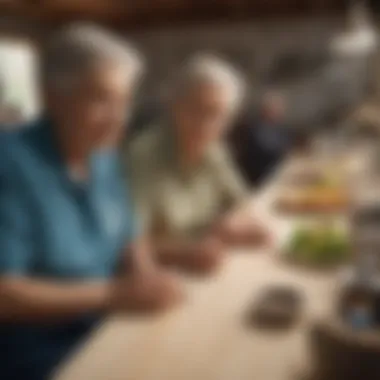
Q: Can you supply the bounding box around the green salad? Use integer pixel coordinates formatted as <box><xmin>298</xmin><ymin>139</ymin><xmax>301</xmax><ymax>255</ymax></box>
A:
<box><xmin>286</xmin><ymin>224</ymin><xmax>350</xmax><ymax>267</ymax></box>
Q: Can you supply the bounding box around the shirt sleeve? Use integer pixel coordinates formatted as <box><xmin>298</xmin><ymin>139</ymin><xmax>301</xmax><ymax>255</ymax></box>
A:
<box><xmin>0</xmin><ymin>167</ymin><xmax>35</xmax><ymax>276</ymax></box>
<box><xmin>212</xmin><ymin>144</ymin><xmax>250</xmax><ymax>209</ymax></box>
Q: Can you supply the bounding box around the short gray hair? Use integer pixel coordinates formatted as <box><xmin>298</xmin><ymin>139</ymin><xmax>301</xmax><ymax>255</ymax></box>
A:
<box><xmin>170</xmin><ymin>54</ymin><xmax>245</xmax><ymax>111</ymax></box>
<box><xmin>41</xmin><ymin>23</ymin><xmax>144</xmax><ymax>91</ymax></box>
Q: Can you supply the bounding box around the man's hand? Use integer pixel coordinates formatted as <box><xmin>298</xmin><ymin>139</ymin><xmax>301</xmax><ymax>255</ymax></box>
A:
<box><xmin>213</xmin><ymin>212</ymin><xmax>272</xmax><ymax>248</ymax></box>
<box><xmin>158</xmin><ymin>237</ymin><xmax>226</xmax><ymax>275</ymax></box>
<box><xmin>184</xmin><ymin>237</ymin><xmax>225</xmax><ymax>274</ymax></box>
<box><xmin>109</xmin><ymin>269</ymin><xmax>183</xmax><ymax>314</ymax></box>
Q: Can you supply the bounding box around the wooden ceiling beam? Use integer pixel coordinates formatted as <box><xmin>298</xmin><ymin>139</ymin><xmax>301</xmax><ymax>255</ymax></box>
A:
<box><xmin>0</xmin><ymin>0</ymin><xmax>348</xmax><ymax>31</ymax></box>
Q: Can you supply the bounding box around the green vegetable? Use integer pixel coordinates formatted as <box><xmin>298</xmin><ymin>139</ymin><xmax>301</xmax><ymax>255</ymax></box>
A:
<box><xmin>286</xmin><ymin>224</ymin><xmax>350</xmax><ymax>267</ymax></box>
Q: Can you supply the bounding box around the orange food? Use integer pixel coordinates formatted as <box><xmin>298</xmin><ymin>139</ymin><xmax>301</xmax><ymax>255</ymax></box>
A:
<box><xmin>276</xmin><ymin>188</ymin><xmax>349</xmax><ymax>214</ymax></box>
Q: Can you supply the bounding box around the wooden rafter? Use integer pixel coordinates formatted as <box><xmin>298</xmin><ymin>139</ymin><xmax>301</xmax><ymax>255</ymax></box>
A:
<box><xmin>0</xmin><ymin>0</ymin><xmax>348</xmax><ymax>30</ymax></box>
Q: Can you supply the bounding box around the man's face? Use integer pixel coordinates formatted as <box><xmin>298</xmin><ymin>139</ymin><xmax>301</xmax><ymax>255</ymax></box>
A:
<box><xmin>173</xmin><ymin>82</ymin><xmax>233</xmax><ymax>156</ymax></box>
<box><xmin>50</xmin><ymin>63</ymin><xmax>133</xmax><ymax>148</ymax></box>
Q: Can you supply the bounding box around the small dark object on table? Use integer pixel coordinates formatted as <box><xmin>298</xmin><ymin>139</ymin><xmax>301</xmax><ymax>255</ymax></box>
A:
<box><xmin>246</xmin><ymin>286</ymin><xmax>304</xmax><ymax>330</ymax></box>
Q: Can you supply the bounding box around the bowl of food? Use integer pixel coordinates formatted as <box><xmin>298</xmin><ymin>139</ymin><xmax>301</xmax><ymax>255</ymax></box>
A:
<box><xmin>246</xmin><ymin>285</ymin><xmax>304</xmax><ymax>330</ymax></box>
<box><xmin>283</xmin><ymin>165</ymin><xmax>341</xmax><ymax>188</ymax></box>
<box><xmin>276</xmin><ymin>186</ymin><xmax>350</xmax><ymax>214</ymax></box>
<box><xmin>277</xmin><ymin>161</ymin><xmax>351</xmax><ymax>214</ymax></box>
<box><xmin>284</xmin><ymin>223</ymin><xmax>351</xmax><ymax>269</ymax></box>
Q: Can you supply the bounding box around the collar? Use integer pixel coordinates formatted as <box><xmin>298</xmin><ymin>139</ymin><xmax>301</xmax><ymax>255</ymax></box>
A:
<box><xmin>162</xmin><ymin>122</ymin><xmax>215</xmax><ymax>180</ymax></box>
<box><xmin>35</xmin><ymin>116</ymin><xmax>118</xmax><ymax>186</ymax></box>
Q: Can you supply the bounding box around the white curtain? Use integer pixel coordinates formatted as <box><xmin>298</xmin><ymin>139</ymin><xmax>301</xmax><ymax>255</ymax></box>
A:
<box><xmin>0</xmin><ymin>41</ymin><xmax>40</xmax><ymax>119</ymax></box>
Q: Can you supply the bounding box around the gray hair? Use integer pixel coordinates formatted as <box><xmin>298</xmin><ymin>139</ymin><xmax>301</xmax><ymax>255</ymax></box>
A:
<box><xmin>41</xmin><ymin>23</ymin><xmax>144</xmax><ymax>91</ymax></box>
<box><xmin>170</xmin><ymin>54</ymin><xmax>245</xmax><ymax>112</ymax></box>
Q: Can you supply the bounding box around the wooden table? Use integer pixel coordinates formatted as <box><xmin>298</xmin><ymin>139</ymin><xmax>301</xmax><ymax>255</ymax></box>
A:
<box><xmin>56</xmin><ymin>158</ymin><xmax>340</xmax><ymax>380</ymax></box>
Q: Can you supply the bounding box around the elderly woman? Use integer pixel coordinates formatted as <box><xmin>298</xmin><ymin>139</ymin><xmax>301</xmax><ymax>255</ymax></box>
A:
<box><xmin>0</xmin><ymin>25</ymin><xmax>181</xmax><ymax>380</ymax></box>
<box><xmin>126</xmin><ymin>55</ymin><xmax>270</xmax><ymax>274</ymax></box>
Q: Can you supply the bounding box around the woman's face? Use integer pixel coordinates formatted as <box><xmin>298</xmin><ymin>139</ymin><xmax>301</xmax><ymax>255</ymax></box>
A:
<box><xmin>173</xmin><ymin>82</ymin><xmax>234</xmax><ymax>158</ymax></box>
<box><xmin>52</xmin><ymin>62</ymin><xmax>134</xmax><ymax>148</ymax></box>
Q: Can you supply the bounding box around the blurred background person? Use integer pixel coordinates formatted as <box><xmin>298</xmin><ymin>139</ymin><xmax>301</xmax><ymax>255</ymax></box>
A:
<box><xmin>125</xmin><ymin>55</ymin><xmax>270</xmax><ymax>275</ymax></box>
<box><xmin>0</xmin><ymin>24</ymin><xmax>181</xmax><ymax>380</ymax></box>
<box><xmin>229</xmin><ymin>91</ymin><xmax>294</xmax><ymax>187</ymax></box>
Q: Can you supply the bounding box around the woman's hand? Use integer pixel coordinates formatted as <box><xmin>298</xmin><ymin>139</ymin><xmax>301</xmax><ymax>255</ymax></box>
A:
<box><xmin>158</xmin><ymin>237</ymin><xmax>226</xmax><ymax>275</ymax></box>
<box><xmin>109</xmin><ymin>269</ymin><xmax>184</xmax><ymax>314</ymax></box>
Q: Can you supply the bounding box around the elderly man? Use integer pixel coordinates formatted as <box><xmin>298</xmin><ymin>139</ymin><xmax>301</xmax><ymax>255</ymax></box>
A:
<box><xmin>126</xmin><ymin>55</ymin><xmax>269</xmax><ymax>274</ymax></box>
<box><xmin>0</xmin><ymin>25</ymin><xmax>181</xmax><ymax>380</ymax></box>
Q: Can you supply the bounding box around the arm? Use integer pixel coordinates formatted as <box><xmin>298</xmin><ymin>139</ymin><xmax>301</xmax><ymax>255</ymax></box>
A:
<box><xmin>0</xmin><ymin>278</ymin><xmax>110</xmax><ymax>322</ymax></box>
<box><xmin>154</xmin><ymin>237</ymin><xmax>200</xmax><ymax>264</ymax></box>
<box><xmin>215</xmin><ymin>144</ymin><xmax>250</xmax><ymax>210</ymax></box>
<box><xmin>212</xmin><ymin>208</ymin><xmax>270</xmax><ymax>247</ymax></box>
<box><xmin>0</xmin><ymin>173</ymin><xmax>178</xmax><ymax>323</ymax></box>
<box><xmin>125</xmin><ymin>137</ymin><xmax>224</xmax><ymax>274</ymax></box>
<box><xmin>0</xmin><ymin>169</ymin><xmax>115</xmax><ymax>322</ymax></box>
<box><xmin>153</xmin><ymin>236</ymin><xmax>225</xmax><ymax>274</ymax></box>
<box><xmin>211</xmin><ymin>144</ymin><xmax>251</xmax><ymax>218</ymax></box>
<box><xmin>124</xmin><ymin>235</ymin><xmax>157</xmax><ymax>275</ymax></box>
<box><xmin>0</xmin><ymin>272</ymin><xmax>182</xmax><ymax>322</ymax></box>
<box><xmin>211</xmin><ymin>146</ymin><xmax>270</xmax><ymax>246</ymax></box>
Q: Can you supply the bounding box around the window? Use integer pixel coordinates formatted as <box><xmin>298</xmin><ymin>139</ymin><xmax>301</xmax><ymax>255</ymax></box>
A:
<box><xmin>0</xmin><ymin>39</ymin><xmax>40</xmax><ymax>124</ymax></box>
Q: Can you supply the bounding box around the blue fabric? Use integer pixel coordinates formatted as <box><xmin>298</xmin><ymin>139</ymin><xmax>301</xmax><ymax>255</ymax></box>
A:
<box><xmin>0</xmin><ymin>316</ymin><xmax>100</xmax><ymax>380</ymax></box>
<box><xmin>0</xmin><ymin>119</ymin><xmax>136</xmax><ymax>278</ymax></box>
<box><xmin>0</xmin><ymin>119</ymin><xmax>136</xmax><ymax>379</ymax></box>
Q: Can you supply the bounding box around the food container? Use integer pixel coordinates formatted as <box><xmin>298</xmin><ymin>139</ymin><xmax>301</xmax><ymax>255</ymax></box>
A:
<box><xmin>309</xmin><ymin>318</ymin><xmax>380</xmax><ymax>380</ymax></box>
<box><xmin>308</xmin><ymin>279</ymin><xmax>380</xmax><ymax>380</ymax></box>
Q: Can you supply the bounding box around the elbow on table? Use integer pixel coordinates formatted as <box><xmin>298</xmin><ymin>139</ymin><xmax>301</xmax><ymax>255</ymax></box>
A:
<box><xmin>0</xmin><ymin>276</ymin><xmax>23</xmax><ymax>321</ymax></box>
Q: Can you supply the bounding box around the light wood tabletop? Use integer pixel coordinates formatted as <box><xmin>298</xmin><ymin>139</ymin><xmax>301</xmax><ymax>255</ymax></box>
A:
<box><xmin>56</xmin><ymin>157</ymin><xmax>340</xmax><ymax>380</ymax></box>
